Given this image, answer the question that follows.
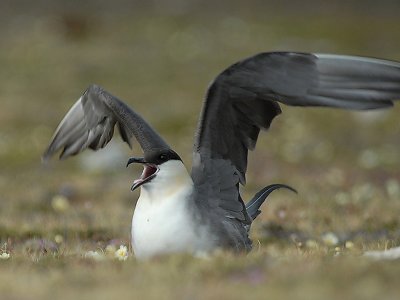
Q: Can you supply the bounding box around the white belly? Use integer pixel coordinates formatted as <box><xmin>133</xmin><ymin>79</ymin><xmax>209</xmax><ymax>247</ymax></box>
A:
<box><xmin>131</xmin><ymin>160</ymin><xmax>215</xmax><ymax>259</ymax></box>
<box><xmin>132</xmin><ymin>186</ymin><xmax>199</xmax><ymax>259</ymax></box>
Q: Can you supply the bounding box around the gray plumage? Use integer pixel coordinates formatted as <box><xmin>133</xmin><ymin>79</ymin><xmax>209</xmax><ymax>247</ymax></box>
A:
<box><xmin>43</xmin><ymin>84</ymin><xmax>170</xmax><ymax>161</ymax></box>
<box><xmin>43</xmin><ymin>52</ymin><xmax>400</xmax><ymax>256</ymax></box>
<box><xmin>193</xmin><ymin>52</ymin><xmax>400</xmax><ymax>184</ymax></box>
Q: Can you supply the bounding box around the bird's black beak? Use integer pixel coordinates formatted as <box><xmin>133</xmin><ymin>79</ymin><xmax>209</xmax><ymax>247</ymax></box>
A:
<box><xmin>126</xmin><ymin>157</ymin><xmax>147</xmax><ymax>167</ymax></box>
<box><xmin>126</xmin><ymin>157</ymin><xmax>159</xmax><ymax>191</ymax></box>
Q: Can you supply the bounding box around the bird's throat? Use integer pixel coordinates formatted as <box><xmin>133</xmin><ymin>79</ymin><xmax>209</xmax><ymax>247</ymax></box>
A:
<box><xmin>139</xmin><ymin>160</ymin><xmax>193</xmax><ymax>200</ymax></box>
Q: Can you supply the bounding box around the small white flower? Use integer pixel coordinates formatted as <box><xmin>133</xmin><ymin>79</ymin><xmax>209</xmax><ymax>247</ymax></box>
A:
<box><xmin>345</xmin><ymin>241</ymin><xmax>354</xmax><ymax>249</ymax></box>
<box><xmin>322</xmin><ymin>232</ymin><xmax>339</xmax><ymax>247</ymax></box>
<box><xmin>84</xmin><ymin>250</ymin><xmax>104</xmax><ymax>261</ymax></box>
<box><xmin>0</xmin><ymin>252</ymin><xmax>10</xmax><ymax>260</ymax></box>
<box><xmin>51</xmin><ymin>195</ymin><xmax>70</xmax><ymax>212</ymax></box>
<box><xmin>115</xmin><ymin>245</ymin><xmax>129</xmax><ymax>261</ymax></box>
<box><xmin>54</xmin><ymin>234</ymin><xmax>64</xmax><ymax>244</ymax></box>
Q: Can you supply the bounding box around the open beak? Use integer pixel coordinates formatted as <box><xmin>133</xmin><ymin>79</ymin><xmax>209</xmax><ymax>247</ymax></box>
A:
<box><xmin>126</xmin><ymin>157</ymin><xmax>159</xmax><ymax>191</ymax></box>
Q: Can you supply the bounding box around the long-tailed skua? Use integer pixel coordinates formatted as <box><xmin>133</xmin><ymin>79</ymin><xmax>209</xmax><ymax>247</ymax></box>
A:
<box><xmin>43</xmin><ymin>52</ymin><xmax>400</xmax><ymax>259</ymax></box>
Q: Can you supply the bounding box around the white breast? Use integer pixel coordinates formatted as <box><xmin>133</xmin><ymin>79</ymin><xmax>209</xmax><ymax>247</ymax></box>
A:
<box><xmin>131</xmin><ymin>160</ymin><xmax>213</xmax><ymax>259</ymax></box>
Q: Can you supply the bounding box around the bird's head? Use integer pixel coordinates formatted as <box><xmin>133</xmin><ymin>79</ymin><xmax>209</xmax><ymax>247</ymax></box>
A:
<box><xmin>127</xmin><ymin>149</ymin><xmax>183</xmax><ymax>191</ymax></box>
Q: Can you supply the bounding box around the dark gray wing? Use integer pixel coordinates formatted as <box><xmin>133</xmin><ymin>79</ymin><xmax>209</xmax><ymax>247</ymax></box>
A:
<box><xmin>43</xmin><ymin>84</ymin><xmax>170</xmax><ymax>161</ymax></box>
<box><xmin>191</xmin><ymin>52</ymin><xmax>400</xmax><ymax>221</ymax></box>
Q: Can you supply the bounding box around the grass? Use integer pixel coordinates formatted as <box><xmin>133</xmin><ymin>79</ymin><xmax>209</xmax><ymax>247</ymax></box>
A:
<box><xmin>1</xmin><ymin>1</ymin><xmax>400</xmax><ymax>299</ymax></box>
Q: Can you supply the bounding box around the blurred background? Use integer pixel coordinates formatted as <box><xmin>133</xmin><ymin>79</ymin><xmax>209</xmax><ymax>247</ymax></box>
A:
<box><xmin>1</xmin><ymin>0</ymin><xmax>400</xmax><ymax>259</ymax></box>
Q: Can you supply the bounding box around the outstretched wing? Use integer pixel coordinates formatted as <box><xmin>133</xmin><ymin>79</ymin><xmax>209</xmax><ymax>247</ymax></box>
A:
<box><xmin>43</xmin><ymin>84</ymin><xmax>170</xmax><ymax>161</ymax></box>
<box><xmin>191</xmin><ymin>52</ymin><xmax>400</xmax><ymax>221</ymax></box>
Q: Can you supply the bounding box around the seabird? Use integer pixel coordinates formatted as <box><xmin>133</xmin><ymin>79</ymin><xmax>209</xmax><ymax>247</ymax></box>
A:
<box><xmin>43</xmin><ymin>52</ymin><xmax>400</xmax><ymax>259</ymax></box>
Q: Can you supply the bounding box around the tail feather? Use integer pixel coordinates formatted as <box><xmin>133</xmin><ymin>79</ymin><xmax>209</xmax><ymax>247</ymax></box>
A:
<box><xmin>246</xmin><ymin>184</ymin><xmax>297</xmax><ymax>221</ymax></box>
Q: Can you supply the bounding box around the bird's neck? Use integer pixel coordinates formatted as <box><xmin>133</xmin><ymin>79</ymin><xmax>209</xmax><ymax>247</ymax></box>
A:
<box><xmin>139</xmin><ymin>160</ymin><xmax>193</xmax><ymax>202</ymax></box>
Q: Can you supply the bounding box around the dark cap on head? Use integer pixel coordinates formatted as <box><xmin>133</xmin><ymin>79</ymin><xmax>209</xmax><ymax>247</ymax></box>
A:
<box><xmin>126</xmin><ymin>148</ymin><xmax>182</xmax><ymax>168</ymax></box>
<box><xmin>144</xmin><ymin>148</ymin><xmax>182</xmax><ymax>165</ymax></box>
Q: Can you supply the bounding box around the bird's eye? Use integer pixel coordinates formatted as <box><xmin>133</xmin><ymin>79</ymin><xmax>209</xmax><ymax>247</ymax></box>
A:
<box><xmin>159</xmin><ymin>154</ymin><xmax>167</xmax><ymax>160</ymax></box>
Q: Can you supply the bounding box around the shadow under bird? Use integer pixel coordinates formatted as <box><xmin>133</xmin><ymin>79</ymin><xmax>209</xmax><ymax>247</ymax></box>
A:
<box><xmin>43</xmin><ymin>52</ymin><xmax>400</xmax><ymax>259</ymax></box>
